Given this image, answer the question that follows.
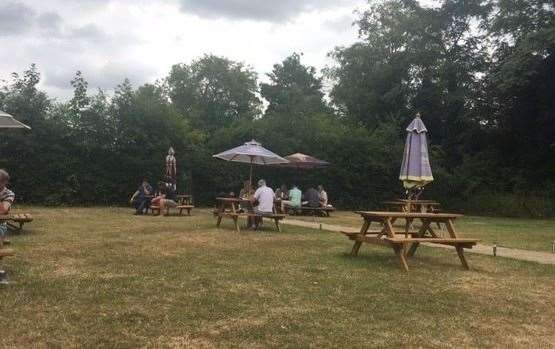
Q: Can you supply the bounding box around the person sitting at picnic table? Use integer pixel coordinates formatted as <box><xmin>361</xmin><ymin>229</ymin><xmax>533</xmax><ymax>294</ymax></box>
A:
<box><xmin>238</xmin><ymin>180</ymin><xmax>253</xmax><ymax>213</ymax></box>
<box><xmin>151</xmin><ymin>181</ymin><xmax>178</xmax><ymax>213</ymax></box>
<box><xmin>130</xmin><ymin>178</ymin><xmax>153</xmax><ymax>215</ymax></box>
<box><xmin>275</xmin><ymin>184</ymin><xmax>289</xmax><ymax>200</ymax></box>
<box><xmin>165</xmin><ymin>176</ymin><xmax>177</xmax><ymax>193</ymax></box>
<box><xmin>239</xmin><ymin>180</ymin><xmax>253</xmax><ymax>199</ymax></box>
<box><xmin>318</xmin><ymin>185</ymin><xmax>330</xmax><ymax>207</ymax></box>
<box><xmin>249</xmin><ymin>179</ymin><xmax>275</xmax><ymax>229</ymax></box>
<box><xmin>281</xmin><ymin>184</ymin><xmax>302</xmax><ymax>213</ymax></box>
<box><xmin>0</xmin><ymin>169</ymin><xmax>14</xmax><ymax>285</ymax></box>
<box><xmin>0</xmin><ymin>169</ymin><xmax>14</xmax><ymax>242</ymax></box>
<box><xmin>303</xmin><ymin>187</ymin><xmax>321</xmax><ymax>208</ymax></box>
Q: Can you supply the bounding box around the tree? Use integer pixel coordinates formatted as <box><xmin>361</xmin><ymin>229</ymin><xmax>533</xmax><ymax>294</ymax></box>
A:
<box><xmin>261</xmin><ymin>53</ymin><xmax>327</xmax><ymax>116</ymax></box>
<box><xmin>328</xmin><ymin>0</ymin><xmax>489</xmax><ymax>167</ymax></box>
<box><xmin>167</xmin><ymin>55</ymin><xmax>261</xmax><ymax>132</ymax></box>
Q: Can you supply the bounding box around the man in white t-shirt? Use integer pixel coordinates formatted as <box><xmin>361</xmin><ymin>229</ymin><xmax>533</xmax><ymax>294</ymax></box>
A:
<box><xmin>250</xmin><ymin>179</ymin><xmax>275</xmax><ymax>230</ymax></box>
<box><xmin>252</xmin><ymin>179</ymin><xmax>275</xmax><ymax>214</ymax></box>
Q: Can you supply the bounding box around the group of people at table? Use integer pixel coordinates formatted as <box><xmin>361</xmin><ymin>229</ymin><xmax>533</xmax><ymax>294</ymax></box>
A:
<box><xmin>130</xmin><ymin>174</ymin><xmax>332</xmax><ymax>218</ymax></box>
<box><xmin>129</xmin><ymin>177</ymin><xmax>179</xmax><ymax>215</ymax></box>
<box><xmin>229</xmin><ymin>179</ymin><xmax>331</xmax><ymax>214</ymax></box>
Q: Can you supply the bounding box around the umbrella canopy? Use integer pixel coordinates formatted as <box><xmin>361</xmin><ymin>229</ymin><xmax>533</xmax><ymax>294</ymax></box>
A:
<box><xmin>213</xmin><ymin>140</ymin><xmax>289</xmax><ymax>184</ymax></box>
<box><xmin>399</xmin><ymin>115</ymin><xmax>433</xmax><ymax>190</ymax></box>
<box><xmin>0</xmin><ymin>111</ymin><xmax>31</xmax><ymax>129</ymax></box>
<box><xmin>274</xmin><ymin>153</ymin><xmax>329</xmax><ymax>169</ymax></box>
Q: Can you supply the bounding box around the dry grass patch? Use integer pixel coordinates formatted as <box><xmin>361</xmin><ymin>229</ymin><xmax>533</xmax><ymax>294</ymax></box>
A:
<box><xmin>0</xmin><ymin>207</ymin><xmax>553</xmax><ymax>347</ymax></box>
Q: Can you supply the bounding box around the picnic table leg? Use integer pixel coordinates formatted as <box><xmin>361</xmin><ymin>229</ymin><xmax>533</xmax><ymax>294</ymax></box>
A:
<box><xmin>393</xmin><ymin>243</ymin><xmax>409</xmax><ymax>272</ymax></box>
<box><xmin>351</xmin><ymin>219</ymin><xmax>370</xmax><ymax>257</ymax></box>
<box><xmin>233</xmin><ymin>216</ymin><xmax>240</xmax><ymax>233</ymax></box>
<box><xmin>216</xmin><ymin>202</ymin><xmax>224</xmax><ymax>227</ymax></box>
<box><xmin>455</xmin><ymin>245</ymin><xmax>470</xmax><ymax>270</ymax></box>
<box><xmin>274</xmin><ymin>218</ymin><xmax>281</xmax><ymax>232</ymax></box>
<box><xmin>445</xmin><ymin>219</ymin><xmax>471</xmax><ymax>270</ymax></box>
<box><xmin>406</xmin><ymin>219</ymin><xmax>431</xmax><ymax>257</ymax></box>
<box><xmin>404</xmin><ymin>218</ymin><xmax>411</xmax><ymax>238</ymax></box>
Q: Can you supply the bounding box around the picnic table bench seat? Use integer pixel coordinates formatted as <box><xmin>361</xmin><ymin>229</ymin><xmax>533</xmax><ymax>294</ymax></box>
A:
<box><xmin>219</xmin><ymin>212</ymin><xmax>285</xmax><ymax>219</ymax></box>
<box><xmin>341</xmin><ymin>230</ymin><xmax>422</xmax><ymax>237</ymax></box>
<box><xmin>151</xmin><ymin>204</ymin><xmax>194</xmax><ymax>216</ymax></box>
<box><xmin>0</xmin><ymin>248</ymin><xmax>15</xmax><ymax>258</ymax></box>
<box><xmin>290</xmin><ymin>206</ymin><xmax>336</xmax><ymax>217</ymax></box>
<box><xmin>6</xmin><ymin>213</ymin><xmax>33</xmax><ymax>232</ymax></box>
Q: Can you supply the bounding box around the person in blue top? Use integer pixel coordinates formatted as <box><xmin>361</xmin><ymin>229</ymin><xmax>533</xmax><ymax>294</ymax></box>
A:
<box><xmin>281</xmin><ymin>184</ymin><xmax>302</xmax><ymax>213</ymax></box>
<box><xmin>130</xmin><ymin>178</ymin><xmax>153</xmax><ymax>215</ymax></box>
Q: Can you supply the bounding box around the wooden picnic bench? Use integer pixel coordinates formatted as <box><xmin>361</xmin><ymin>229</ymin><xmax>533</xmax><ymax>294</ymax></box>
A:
<box><xmin>6</xmin><ymin>213</ymin><xmax>33</xmax><ymax>232</ymax></box>
<box><xmin>294</xmin><ymin>206</ymin><xmax>336</xmax><ymax>217</ymax></box>
<box><xmin>341</xmin><ymin>211</ymin><xmax>478</xmax><ymax>272</ymax></box>
<box><xmin>215</xmin><ymin>197</ymin><xmax>285</xmax><ymax>233</ymax></box>
<box><xmin>151</xmin><ymin>194</ymin><xmax>194</xmax><ymax>216</ymax></box>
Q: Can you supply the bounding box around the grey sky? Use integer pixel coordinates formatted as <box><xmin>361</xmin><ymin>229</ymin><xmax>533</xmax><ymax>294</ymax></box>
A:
<box><xmin>0</xmin><ymin>0</ymin><xmax>364</xmax><ymax>100</ymax></box>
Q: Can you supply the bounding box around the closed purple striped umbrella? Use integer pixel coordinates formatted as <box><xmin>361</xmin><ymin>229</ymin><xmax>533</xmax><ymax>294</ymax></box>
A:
<box><xmin>399</xmin><ymin>114</ymin><xmax>433</xmax><ymax>191</ymax></box>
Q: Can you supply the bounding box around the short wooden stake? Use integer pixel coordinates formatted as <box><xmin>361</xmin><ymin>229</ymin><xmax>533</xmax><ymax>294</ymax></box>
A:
<box><xmin>493</xmin><ymin>242</ymin><xmax>497</xmax><ymax>257</ymax></box>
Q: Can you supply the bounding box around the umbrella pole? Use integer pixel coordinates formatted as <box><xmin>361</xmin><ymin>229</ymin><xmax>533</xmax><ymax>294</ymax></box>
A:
<box><xmin>249</xmin><ymin>158</ymin><xmax>253</xmax><ymax>189</ymax></box>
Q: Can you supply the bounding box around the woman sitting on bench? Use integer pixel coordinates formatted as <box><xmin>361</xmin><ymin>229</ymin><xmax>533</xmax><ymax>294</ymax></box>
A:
<box><xmin>151</xmin><ymin>181</ymin><xmax>178</xmax><ymax>213</ymax></box>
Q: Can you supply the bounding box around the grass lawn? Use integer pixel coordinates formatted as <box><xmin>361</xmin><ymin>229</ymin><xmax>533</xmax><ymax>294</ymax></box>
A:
<box><xmin>290</xmin><ymin>210</ymin><xmax>555</xmax><ymax>252</ymax></box>
<box><xmin>1</xmin><ymin>207</ymin><xmax>554</xmax><ymax>347</ymax></box>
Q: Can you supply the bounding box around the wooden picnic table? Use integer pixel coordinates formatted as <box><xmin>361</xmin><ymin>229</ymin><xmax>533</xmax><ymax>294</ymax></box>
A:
<box><xmin>341</xmin><ymin>211</ymin><xmax>478</xmax><ymax>272</ymax></box>
<box><xmin>214</xmin><ymin>197</ymin><xmax>284</xmax><ymax>233</ymax></box>
<box><xmin>176</xmin><ymin>194</ymin><xmax>193</xmax><ymax>205</ymax></box>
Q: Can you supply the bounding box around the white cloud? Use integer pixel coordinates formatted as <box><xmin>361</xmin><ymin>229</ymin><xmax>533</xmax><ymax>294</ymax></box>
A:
<box><xmin>0</xmin><ymin>0</ymin><xmax>364</xmax><ymax>100</ymax></box>
<box><xmin>0</xmin><ymin>2</ymin><xmax>36</xmax><ymax>36</ymax></box>
<box><xmin>178</xmin><ymin>0</ymin><xmax>357</xmax><ymax>22</ymax></box>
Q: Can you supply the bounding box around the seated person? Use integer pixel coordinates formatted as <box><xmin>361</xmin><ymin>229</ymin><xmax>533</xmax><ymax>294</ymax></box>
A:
<box><xmin>250</xmin><ymin>179</ymin><xmax>275</xmax><ymax>229</ymax></box>
<box><xmin>0</xmin><ymin>169</ymin><xmax>14</xmax><ymax>284</ymax></box>
<box><xmin>130</xmin><ymin>178</ymin><xmax>153</xmax><ymax>215</ymax></box>
<box><xmin>151</xmin><ymin>181</ymin><xmax>178</xmax><ymax>214</ymax></box>
<box><xmin>318</xmin><ymin>185</ymin><xmax>330</xmax><ymax>207</ymax></box>
<box><xmin>303</xmin><ymin>187</ymin><xmax>321</xmax><ymax>208</ymax></box>
<box><xmin>239</xmin><ymin>180</ymin><xmax>253</xmax><ymax>199</ymax></box>
<box><xmin>238</xmin><ymin>180</ymin><xmax>253</xmax><ymax>213</ymax></box>
<box><xmin>165</xmin><ymin>176</ymin><xmax>177</xmax><ymax>193</ymax></box>
<box><xmin>165</xmin><ymin>180</ymin><xmax>178</xmax><ymax>204</ymax></box>
<box><xmin>281</xmin><ymin>185</ymin><xmax>301</xmax><ymax>213</ymax></box>
<box><xmin>0</xmin><ymin>169</ymin><xmax>14</xmax><ymax>242</ymax></box>
<box><xmin>275</xmin><ymin>184</ymin><xmax>289</xmax><ymax>200</ymax></box>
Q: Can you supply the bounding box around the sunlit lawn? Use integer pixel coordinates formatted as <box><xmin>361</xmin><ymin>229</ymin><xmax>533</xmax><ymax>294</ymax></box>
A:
<box><xmin>0</xmin><ymin>207</ymin><xmax>553</xmax><ymax>347</ymax></box>
<box><xmin>291</xmin><ymin>210</ymin><xmax>555</xmax><ymax>252</ymax></box>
